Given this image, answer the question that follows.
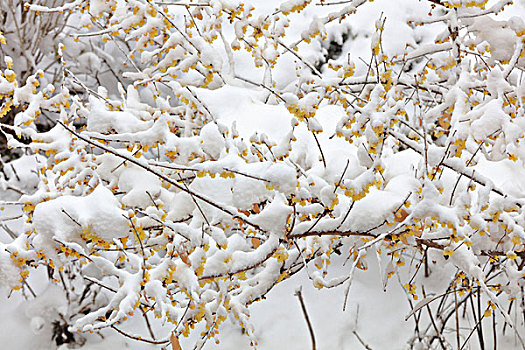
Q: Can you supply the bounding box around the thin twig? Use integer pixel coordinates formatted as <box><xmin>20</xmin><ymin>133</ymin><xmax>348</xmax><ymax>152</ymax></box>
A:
<box><xmin>295</xmin><ymin>287</ymin><xmax>316</xmax><ymax>350</ymax></box>
<box><xmin>353</xmin><ymin>330</ymin><xmax>373</xmax><ymax>350</ymax></box>
<box><xmin>110</xmin><ymin>325</ymin><xmax>169</xmax><ymax>345</ymax></box>
<box><xmin>423</xmin><ymin>286</ymin><xmax>447</xmax><ymax>350</ymax></box>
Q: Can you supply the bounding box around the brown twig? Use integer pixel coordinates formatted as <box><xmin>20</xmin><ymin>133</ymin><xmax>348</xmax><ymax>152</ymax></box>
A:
<box><xmin>353</xmin><ymin>330</ymin><xmax>373</xmax><ymax>350</ymax></box>
<box><xmin>110</xmin><ymin>325</ymin><xmax>169</xmax><ymax>345</ymax></box>
<box><xmin>423</xmin><ymin>286</ymin><xmax>448</xmax><ymax>350</ymax></box>
<box><xmin>295</xmin><ymin>287</ymin><xmax>316</xmax><ymax>350</ymax></box>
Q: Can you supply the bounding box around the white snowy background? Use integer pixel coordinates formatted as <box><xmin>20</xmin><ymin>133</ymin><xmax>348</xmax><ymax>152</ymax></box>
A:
<box><xmin>2</xmin><ymin>0</ymin><xmax>525</xmax><ymax>349</ymax></box>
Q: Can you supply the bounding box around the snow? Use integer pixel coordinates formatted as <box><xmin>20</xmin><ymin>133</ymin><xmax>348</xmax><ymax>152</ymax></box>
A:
<box><xmin>32</xmin><ymin>185</ymin><xmax>129</xmax><ymax>256</ymax></box>
<box><xmin>117</xmin><ymin>166</ymin><xmax>162</xmax><ymax>207</ymax></box>
<box><xmin>0</xmin><ymin>243</ymin><xmax>21</xmax><ymax>289</ymax></box>
<box><xmin>87</xmin><ymin>96</ymin><xmax>154</xmax><ymax>134</ymax></box>
<box><xmin>196</xmin><ymin>85</ymin><xmax>292</xmax><ymax>141</ymax></box>
<box><xmin>251</xmin><ymin>194</ymin><xmax>292</xmax><ymax>236</ymax></box>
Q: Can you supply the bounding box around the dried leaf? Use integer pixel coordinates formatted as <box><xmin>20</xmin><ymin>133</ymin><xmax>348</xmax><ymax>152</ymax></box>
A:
<box><xmin>356</xmin><ymin>258</ymin><xmax>368</xmax><ymax>270</ymax></box>
<box><xmin>394</xmin><ymin>209</ymin><xmax>409</xmax><ymax>223</ymax></box>
<box><xmin>438</xmin><ymin>111</ymin><xmax>451</xmax><ymax>129</ymax></box>
<box><xmin>180</xmin><ymin>251</ymin><xmax>191</xmax><ymax>266</ymax></box>
<box><xmin>171</xmin><ymin>333</ymin><xmax>182</xmax><ymax>350</ymax></box>
<box><xmin>251</xmin><ymin>237</ymin><xmax>260</xmax><ymax>249</ymax></box>
<box><xmin>234</xmin><ymin>217</ymin><xmax>246</xmax><ymax>233</ymax></box>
